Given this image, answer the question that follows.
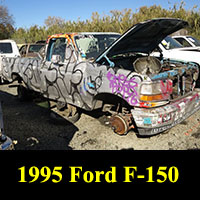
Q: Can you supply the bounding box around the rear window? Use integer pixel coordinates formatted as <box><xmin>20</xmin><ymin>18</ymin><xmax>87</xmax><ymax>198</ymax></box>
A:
<box><xmin>28</xmin><ymin>44</ymin><xmax>44</xmax><ymax>53</ymax></box>
<box><xmin>0</xmin><ymin>43</ymin><xmax>13</xmax><ymax>54</ymax></box>
<box><xmin>174</xmin><ymin>38</ymin><xmax>192</xmax><ymax>47</ymax></box>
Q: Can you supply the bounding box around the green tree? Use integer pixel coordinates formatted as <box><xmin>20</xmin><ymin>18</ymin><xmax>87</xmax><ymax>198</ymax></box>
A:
<box><xmin>0</xmin><ymin>5</ymin><xmax>15</xmax><ymax>39</ymax></box>
<box><xmin>11</xmin><ymin>1</ymin><xmax>200</xmax><ymax>42</ymax></box>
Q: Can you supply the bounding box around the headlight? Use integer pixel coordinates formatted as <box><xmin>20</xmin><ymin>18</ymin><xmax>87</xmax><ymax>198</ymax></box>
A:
<box><xmin>140</xmin><ymin>80</ymin><xmax>172</xmax><ymax>102</ymax></box>
<box><xmin>140</xmin><ymin>82</ymin><xmax>162</xmax><ymax>95</ymax></box>
<box><xmin>133</xmin><ymin>56</ymin><xmax>162</xmax><ymax>75</ymax></box>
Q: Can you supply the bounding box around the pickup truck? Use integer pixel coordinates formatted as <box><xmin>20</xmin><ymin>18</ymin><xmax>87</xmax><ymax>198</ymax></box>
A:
<box><xmin>0</xmin><ymin>40</ymin><xmax>20</xmax><ymax>83</ymax></box>
<box><xmin>19</xmin><ymin>43</ymin><xmax>45</xmax><ymax>58</ymax></box>
<box><xmin>0</xmin><ymin>18</ymin><xmax>200</xmax><ymax>136</ymax></box>
<box><xmin>0</xmin><ymin>39</ymin><xmax>20</xmax><ymax>58</ymax></box>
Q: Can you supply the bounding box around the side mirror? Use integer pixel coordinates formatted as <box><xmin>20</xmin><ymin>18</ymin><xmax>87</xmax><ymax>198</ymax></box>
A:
<box><xmin>51</xmin><ymin>55</ymin><xmax>62</xmax><ymax>64</ymax></box>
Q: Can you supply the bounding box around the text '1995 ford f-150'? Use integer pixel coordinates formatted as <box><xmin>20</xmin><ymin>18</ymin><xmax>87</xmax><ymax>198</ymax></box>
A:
<box><xmin>0</xmin><ymin>18</ymin><xmax>200</xmax><ymax>136</ymax></box>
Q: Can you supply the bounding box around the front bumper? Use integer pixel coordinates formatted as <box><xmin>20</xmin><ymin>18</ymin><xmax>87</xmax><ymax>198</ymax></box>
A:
<box><xmin>132</xmin><ymin>88</ymin><xmax>200</xmax><ymax>136</ymax></box>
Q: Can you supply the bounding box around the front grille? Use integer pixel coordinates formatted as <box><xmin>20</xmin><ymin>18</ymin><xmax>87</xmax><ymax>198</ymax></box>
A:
<box><xmin>171</xmin><ymin>68</ymin><xmax>196</xmax><ymax>100</ymax></box>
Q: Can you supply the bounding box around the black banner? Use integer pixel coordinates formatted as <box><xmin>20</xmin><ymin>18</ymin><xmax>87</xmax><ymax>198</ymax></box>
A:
<box><xmin>0</xmin><ymin>150</ymin><xmax>199</xmax><ymax>186</ymax></box>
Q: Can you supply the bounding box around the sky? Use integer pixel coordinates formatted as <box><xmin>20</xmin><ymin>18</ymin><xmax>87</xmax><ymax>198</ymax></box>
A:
<box><xmin>1</xmin><ymin>0</ymin><xmax>200</xmax><ymax>28</ymax></box>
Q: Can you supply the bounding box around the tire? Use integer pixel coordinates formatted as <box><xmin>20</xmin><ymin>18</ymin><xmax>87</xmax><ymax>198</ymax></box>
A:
<box><xmin>17</xmin><ymin>85</ymin><xmax>30</xmax><ymax>101</ymax></box>
<box><xmin>49</xmin><ymin>101</ymin><xmax>81</xmax><ymax>123</ymax></box>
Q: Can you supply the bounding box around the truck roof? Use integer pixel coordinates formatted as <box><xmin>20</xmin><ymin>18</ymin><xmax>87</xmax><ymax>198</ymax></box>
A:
<box><xmin>0</xmin><ymin>39</ymin><xmax>17</xmax><ymax>43</ymax></box>
<box><xmin>47</xmin><ymin>32</ymin><xmax>120</xmax><ymax>43</ymax></box>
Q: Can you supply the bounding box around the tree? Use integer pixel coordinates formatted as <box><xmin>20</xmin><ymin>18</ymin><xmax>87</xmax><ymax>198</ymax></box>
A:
<box><xmin>44</xmin><ymin>16</ymin><xmax>65</xmax><ymax>28</ymax></box>
<box><xmin>11</xmin><ymin>2</ymin><xmax>200</xmax><ymax>42</ymax></box>
<box><xmin>0</xmin><ymin>5</ymin><xmax>15</xmax><ymax>39</ymax></box>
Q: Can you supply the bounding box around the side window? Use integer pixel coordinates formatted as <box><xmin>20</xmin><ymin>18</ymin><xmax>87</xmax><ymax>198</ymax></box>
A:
<box><xmin>174</xmin><ymin>38</ymin><xmax>191</xmax><ymax>47</ymax></box>
<box><xmin>46</xmin><ymin>38</ymin><xmax>66</xmax><ymax>62</ymax></box>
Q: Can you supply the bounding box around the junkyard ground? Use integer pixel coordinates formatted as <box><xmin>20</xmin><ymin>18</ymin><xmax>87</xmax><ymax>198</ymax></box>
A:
<box><xmin>0</xmin><ymin>82</ymin><xmax>200</xmax><ymax>150</ymax></box>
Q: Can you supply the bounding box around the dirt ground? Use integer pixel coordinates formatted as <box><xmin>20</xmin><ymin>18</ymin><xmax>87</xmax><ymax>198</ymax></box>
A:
<box><xmin>0</xmin><ymin>83</ymin><xmax>200</xmax><ymax>150</ymax></box>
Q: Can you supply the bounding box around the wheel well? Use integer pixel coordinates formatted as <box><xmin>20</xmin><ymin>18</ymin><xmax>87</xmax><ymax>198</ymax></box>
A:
<box><xmin>93</xmin><ymin>93</ymin><xmax>138</xmax><ymax>135</ymax></box>
<box><xmin>93</xmin><ymin>93</ymin><xmax>131</xmax><ymax>110</ymax></box>
<box><xmin>11</xmin><ymin>73</ymin><xmax>22</xmax><ymax>82</ymax></box>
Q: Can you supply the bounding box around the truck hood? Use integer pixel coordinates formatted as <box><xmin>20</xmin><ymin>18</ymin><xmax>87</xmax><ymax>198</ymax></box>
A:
<box><xmin>96</xmin><ymin>18</ymin><xmax>188</xmax><ymax>60</ymax></box>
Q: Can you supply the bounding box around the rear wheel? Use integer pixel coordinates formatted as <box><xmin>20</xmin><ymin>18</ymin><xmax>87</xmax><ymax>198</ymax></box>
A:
<box><xmin>17</xmin><ymin>85</ymin><xmax>30</xmax><ymax>101</ymax></box>
<box><xmin>49</xmin><ymin>101</ymin><xmax>81</xmax><ymax>123</ymax></box>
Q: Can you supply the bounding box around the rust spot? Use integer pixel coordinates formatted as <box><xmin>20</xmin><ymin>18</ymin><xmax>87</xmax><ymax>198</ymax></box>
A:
<box><xmin>109</xmin><ymin>113</ymin><xmax>134</xmax><ymax>135</ymax></box>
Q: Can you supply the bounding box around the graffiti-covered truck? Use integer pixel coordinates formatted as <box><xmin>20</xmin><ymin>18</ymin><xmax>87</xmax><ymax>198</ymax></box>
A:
<box><xmin>0</xmin><ymin>18</ymin><xmax>200</xmax><ymax>136</ymax></box>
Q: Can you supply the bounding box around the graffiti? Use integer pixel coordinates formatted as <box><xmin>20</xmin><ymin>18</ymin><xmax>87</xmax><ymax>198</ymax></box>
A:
<box><xmin>0</xmin><ymin>42</ymin><xmax>105</xmax><ymax>110</ymax></box>
<box><xmin>151</xmin><ymin>70</ymin><xmax>178</xmax><ymax>80</ymax></box>
<box><xmin>107</xmin><ymin>71</ymin><xmax>138</xmax><ymax>105</ymax></box>
<box><xmin>160</xmin><ymin>79</ymin><xmax>173</xmax><ymax>99</ymax></box>
<box><xmin>82</xmin><ymin>71</ymin><xmax>103</xmax><ymax>95</ymax></box>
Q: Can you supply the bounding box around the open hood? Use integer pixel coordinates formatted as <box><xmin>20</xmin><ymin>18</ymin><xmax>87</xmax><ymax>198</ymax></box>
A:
<box><xmin>96</xmin><ymin>18</ymin><xmax>188</xmax><ymax>60</ymax></box>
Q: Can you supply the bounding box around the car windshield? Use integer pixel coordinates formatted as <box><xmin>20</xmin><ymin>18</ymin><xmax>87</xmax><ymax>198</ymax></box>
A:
<box><xmin>161</xmin><ymin>36</ymin><xmax>183</xmax><ymax>50</ymax></box>
<box><xmin>75</xmin><ymin>34</ymin><xmax>120</xmax><ymax>59</ymax></box>
<box><xmin>187</xmin><ymin>36</ymin><xmax>200</xmax><ymax>46</ymax></box>
<box><xmin>0</xmin><ymin>43</ymin><xmax>13</xmax><ymax>54</ymax></box>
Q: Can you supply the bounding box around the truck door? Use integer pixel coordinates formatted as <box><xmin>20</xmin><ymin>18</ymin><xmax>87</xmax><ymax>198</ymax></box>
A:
<box><xmin>40</xmin><ymin>37</ymin><xmax>77</xmax><ymax>103</ymax></box>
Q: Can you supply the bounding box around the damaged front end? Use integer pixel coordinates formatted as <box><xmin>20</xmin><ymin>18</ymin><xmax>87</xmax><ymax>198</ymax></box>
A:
<box><xmin>105</xmin><ymin>56</ymin><xmax>200</xmax><ymax>136</ymax></box>
<box><xmin>132</xmin><ymin>59</ymin><xmax>200</xmax><ymax>135</ymax></box>
<box><xmin>94</xmin><ymin>18</ymin><xmax>200</xmax><ymax>136</ymax></box>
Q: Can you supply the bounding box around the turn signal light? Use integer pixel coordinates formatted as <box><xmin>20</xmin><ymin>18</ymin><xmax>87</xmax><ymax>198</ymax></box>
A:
<box><xmin>140</xmin><ymin>94</ymin><xmax>164</xmax><ymax>101</ymax></box>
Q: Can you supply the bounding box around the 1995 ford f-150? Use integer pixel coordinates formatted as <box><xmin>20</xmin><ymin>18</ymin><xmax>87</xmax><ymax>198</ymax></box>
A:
<box><xmin>0</xmin><ymin>18</ymin><xmax>200</xmax><ymax>136</ymax></box>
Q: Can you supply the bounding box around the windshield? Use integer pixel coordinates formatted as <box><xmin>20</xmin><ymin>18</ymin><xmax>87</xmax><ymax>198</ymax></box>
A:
<box><xmin>75</xmin><ymin>34</ymin><xmax>120</xmax><ymax>59</ymax></box>
<box><xmin>161</xmin><ymin>36</ymin><xmax>183</xmax><ymax>50</ymax></box>
<box><xmin>187</xmin><ymin>36</ymin><xmax>200</xmax><ymax>46</ymax></box>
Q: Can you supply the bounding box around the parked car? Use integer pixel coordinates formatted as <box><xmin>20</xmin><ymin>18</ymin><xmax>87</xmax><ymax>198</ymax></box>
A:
<box><xmin>19</xmin><ymin>43</ymin><xmax>45</xmax><ymax>57</ymax></box>
<box><xmin>0</xmin><ymin>19</ymin><xmax>200</xmax><ymax>136</ymax></box>
<box><xmin>151</xmin><ymin>36</ymin><xmax>200</xmax><ymax>87</ymax></box>
<box><xmin>172</xmin><ymin>35</ymin><xmax>200</xmax><ymax>47</ymax></box>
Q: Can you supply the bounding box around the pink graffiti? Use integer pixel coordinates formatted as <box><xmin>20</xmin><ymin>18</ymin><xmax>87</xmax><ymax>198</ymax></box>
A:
<box><xmin>107</xmin><ymin>71</ymin><xmax>138</xmax><ymax>105</ymax></box>
<box><xmin>160</xmin><ymin>80</ymin><xmax>173</xmax><ymax>98</ymax></box>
